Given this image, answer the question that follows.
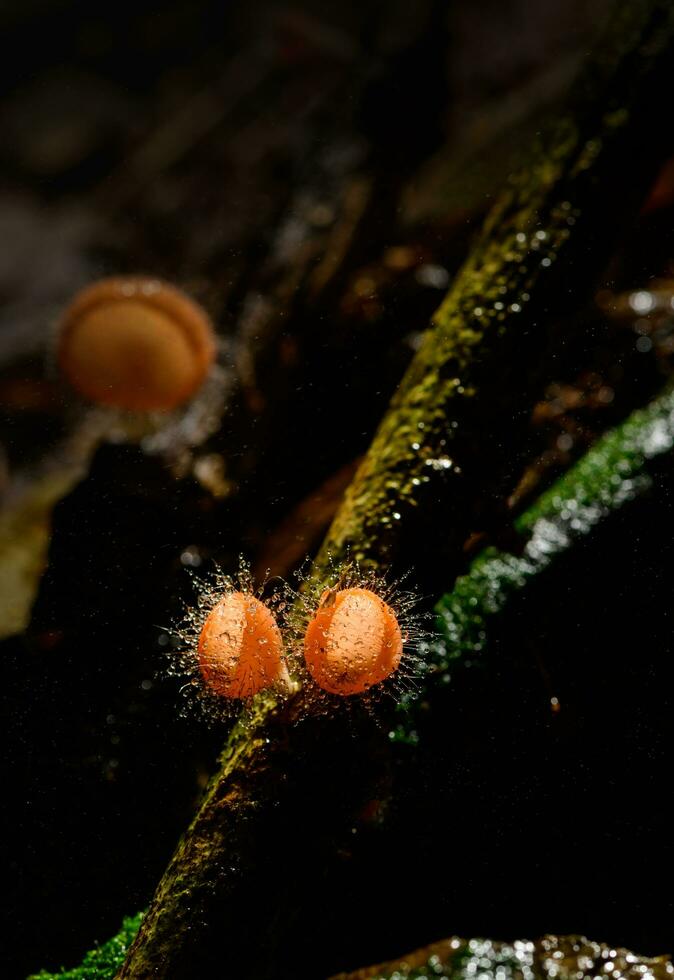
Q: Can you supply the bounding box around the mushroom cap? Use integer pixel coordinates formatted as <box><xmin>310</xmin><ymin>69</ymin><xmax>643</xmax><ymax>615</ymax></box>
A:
<box><xmin>58</xmin><ymin>277</ymin><xmax>216</xmax><ymax>412</ymax></box>
<box><xmin>198</xmin><ymin>591</ymin><xmax>285</xmax><ymax>699</ymax></box>
<box><xmin>304</xmin><ymin>587</ymin><xmax>403</xmax><ymax>695</ymax></box>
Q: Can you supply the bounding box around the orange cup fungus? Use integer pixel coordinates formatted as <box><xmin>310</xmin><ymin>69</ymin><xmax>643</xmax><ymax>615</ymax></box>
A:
<box><xmin>197</xmin><ymin>591</ymin><xmax>286</xmax><ymax>699</ymax></box>
<box><xmin>303</xmin><ymin>587</ymin><xmax>403</xmax><ymax>695</ymax></box>
<box><xmin>58</xmin><ymin>277</ymin><xmax>216</xmax><ymax>412</ymax></box>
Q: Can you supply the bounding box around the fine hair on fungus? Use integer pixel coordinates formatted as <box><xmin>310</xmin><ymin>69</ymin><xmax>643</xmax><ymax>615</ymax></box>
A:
<box><xmin>169</xmin><ymin>563</ymin><xmax>291</xmax><ymax>722</ymax></box>
<box><xmin>287</xmin><ymin>561</ymin><xmax>427</xmax><ymax>704</ymax></box>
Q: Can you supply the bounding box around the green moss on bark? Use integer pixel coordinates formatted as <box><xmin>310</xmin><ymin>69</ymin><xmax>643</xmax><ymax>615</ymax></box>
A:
<box><xmin>432</xmin><ymin>383</ymin><xmax>674</xmax><ymax>672</ymax></box>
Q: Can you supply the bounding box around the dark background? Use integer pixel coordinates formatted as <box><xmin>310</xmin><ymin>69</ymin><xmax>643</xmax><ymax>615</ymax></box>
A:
<box><xmin>0</xmin><ymin>1</ymin><xmax>671</xmax><ymax>978</ymax></box>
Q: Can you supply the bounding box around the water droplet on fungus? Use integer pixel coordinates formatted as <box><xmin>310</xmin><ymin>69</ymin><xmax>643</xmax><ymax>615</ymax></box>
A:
<box><xmin>303</xmin><ymin>587</ymin><xmax>403</xmax><ymax>695</ymax></box>
<box><xmin>198</xmin><ymin>591</ymin><xmax>286</xmax><ymax>699</ymax></box>
<box><xmin>57</xmin><ymin>276</ymin><xmax>216</xmax><ymax>412</ymax></box>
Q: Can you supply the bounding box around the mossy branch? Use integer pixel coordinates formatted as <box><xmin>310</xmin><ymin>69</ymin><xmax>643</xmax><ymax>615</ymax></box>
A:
<box><xmin>385</xmin><ymin>381</ymin><xmax>674</xmax><ymax>740</ymax></box>
<box><xmin>314</xmin><ymin>0</ymin><xmax>674</xmax><ymax>582</ymax></box>
<box><xmin>111</xmin><ymin>2</ymin><xmax>674</xmax><ymax>976</ymax></box>
<box><xmin>432</xmin><ymin>382</ymin><xmax>674</xmax><ymax>666</ymax></box>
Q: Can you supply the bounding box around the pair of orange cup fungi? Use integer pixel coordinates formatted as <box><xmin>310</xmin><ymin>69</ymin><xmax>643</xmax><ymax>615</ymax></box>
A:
<box><xmin>197</xmin><ymin>587</ymin><xmax>404</xmax><ymax>699</ymax></box>
<box><xmin>58</xmin><ymin>277</ymin><xmax>216</xmax><ymax>412</ymax></box>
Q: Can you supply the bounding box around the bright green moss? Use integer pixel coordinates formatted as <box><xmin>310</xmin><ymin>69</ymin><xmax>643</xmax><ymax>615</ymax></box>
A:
<box><xmin>432</xmin><ymin>384</ymin><xmax>674</xmax><ymax>672</ymax></box>
<box><xmin>27</xmin><ymin>913</ymin><xmax>143</xmax><ymax>980</ymax></box>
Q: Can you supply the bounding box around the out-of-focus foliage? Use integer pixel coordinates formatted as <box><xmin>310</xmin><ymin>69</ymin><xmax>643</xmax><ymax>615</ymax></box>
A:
<box><xmin>332</xmin><ymin>934</ymin><xmax>673</xmax><ymax>980</ymax></box>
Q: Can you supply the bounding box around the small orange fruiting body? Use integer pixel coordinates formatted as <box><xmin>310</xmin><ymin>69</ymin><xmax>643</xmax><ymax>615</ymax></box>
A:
<box><xmin>197</xmin><ymin>591</ymin><xmax>286</xmax><ymax>699</ymax></box>
<box><xmin>58</xmin><ymin>277</ymin><xmax>216</xmax><ymax>412</ymax></box>
<box><xmin>303</xmin><ymin>586</ymin><xmax>403</xmax><ymax>695</ymax></box>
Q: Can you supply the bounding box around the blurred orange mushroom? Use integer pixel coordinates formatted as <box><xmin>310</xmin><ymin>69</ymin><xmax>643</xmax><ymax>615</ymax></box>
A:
<box><xmin>58</xmin><ymin>277</ymin><xmax>216</xmax><ymax>412</ymax></box>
